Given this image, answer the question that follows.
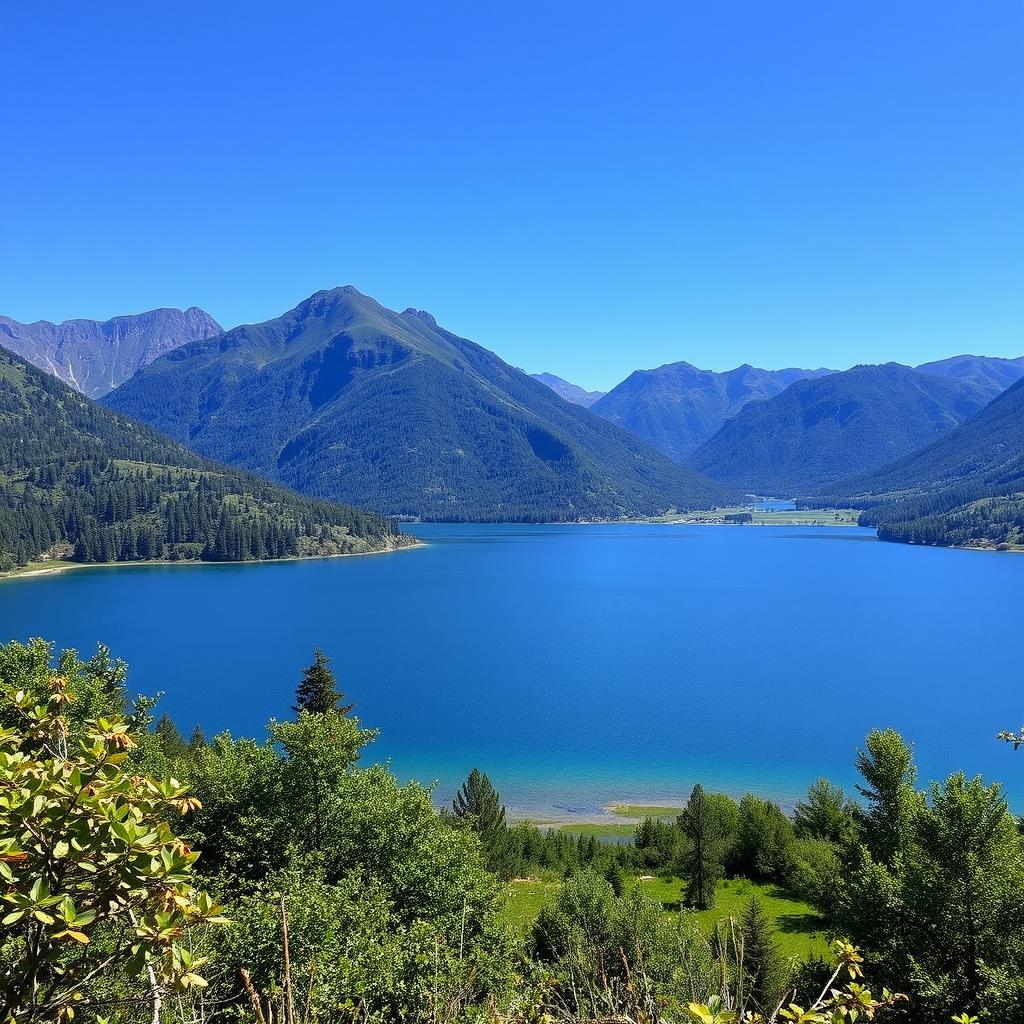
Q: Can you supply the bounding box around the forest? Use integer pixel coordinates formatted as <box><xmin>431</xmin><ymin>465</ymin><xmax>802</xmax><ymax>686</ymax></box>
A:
<box><xmin>2</xmin><ymin>638</ymin><xmax>1021</xmax><ymax>1024</ymax></box>
<box><xmin>0</xmin><ymin>347</ymin><xmax>408</xmax><ymax>571</ymax></box>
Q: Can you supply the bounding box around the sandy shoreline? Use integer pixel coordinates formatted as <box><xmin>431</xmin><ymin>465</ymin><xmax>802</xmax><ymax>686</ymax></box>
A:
<box><xmin>0</xmin><ymin>537</ymin><xmax>424</xmax><ymax>584</ymax></box>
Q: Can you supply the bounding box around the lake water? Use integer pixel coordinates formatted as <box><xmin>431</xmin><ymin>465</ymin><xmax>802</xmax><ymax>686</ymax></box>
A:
<box><xmin>2</xmin><ymin>524</ymin><xmax>1021</xmax><ymax>817</ymax></box>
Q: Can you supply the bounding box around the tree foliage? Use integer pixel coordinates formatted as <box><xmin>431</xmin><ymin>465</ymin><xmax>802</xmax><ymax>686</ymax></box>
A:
<box><xmin>0</xmin><ymin>650</ymin><xmax>224</xmax><ymax>1024</ymax></box>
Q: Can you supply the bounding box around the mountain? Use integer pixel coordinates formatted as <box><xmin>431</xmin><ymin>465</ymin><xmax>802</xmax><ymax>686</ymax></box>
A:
<box><xmin>590</xmin><ymin>362</ymin><xmax>835</xmax><ymax>462</ymax></box>
<box><xmin>0</xmin><ymin>307</ymin><xmax>222</xmax><ymax>397</ymax></box>
<box><xmin>812</xmin><ymin>377</ymin><xmax>1024</xmax><ymax>548</ymax></box>
<box><xmin>915</xmin><ymin>353</ymin><xmax>1024</xmax><ymax>394</ymax></box>
<box><xmin>103</xmin><ymin>287</ymin><xmax>734</xmax><ymax>521</ymax></box>
<box><xmin>530</xmin><ymin>372</ymin><xmax>605</xmax><ymax>408</ymax></box>
<box><xmin>686</xmin><ymin>363</ymin><xmax>995</xmax><ymax>496</ymax></box>
<box><xmin>0</xmin><ymin>345</ymin><xmax>409</xmax><ymax>571</ymax></box>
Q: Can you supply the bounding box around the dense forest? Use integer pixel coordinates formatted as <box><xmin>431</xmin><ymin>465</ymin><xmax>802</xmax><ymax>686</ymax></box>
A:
<box><xmin>809</xmin><ymin>376</ymin><xmax>1024</xmax><ymax>549</ymax></box>
<box><xmin>2</xmin><ymin>638</ymin><xmax>1021</xmax><ymax>1023</ymax></box>
<box><xmin>0</xmin><ymin>346</ymin><xmax>409</xmax><ymax>571</ymax></box>
<box><xmin>103</xmin><ymin>287</ymin><xmax>735</xmax><ymax>521</ymax></box>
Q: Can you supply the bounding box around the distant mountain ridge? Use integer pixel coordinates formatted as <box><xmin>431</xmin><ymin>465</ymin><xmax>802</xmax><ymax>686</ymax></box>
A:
<box><xmin>915</xmin><ymin>353</ymin><xmax>1024</xmax><ymax>393</ymax></box>
<box><xmin>104</xmin><ymin>287</ymin><xmax>735</xmax><ymax>521</ymax></box>
<box><xmin>812</xmin><ymin>376</ymin><xmax>1024</xmax><ymax>548</ymax></box>
<box><xmin>686</xmin><ymin>363</ymin><xmax>996</xmax><ymax>496</ymax></box>
<box><xmin>0</xmin><ymin>307</ymin><xmax>222</xmax><ymax>397</ymax></box>
<box><xmin>590</xmin><ymin>361</ymin><xmax>836</xmax><ymax>462</ymax></box>
<box><xmin>0</xmin><ymin>344</ymin><xmax>407</xmax><ymax>570</ymax></box>
<box><xmin>529</xmin><ymin>372</ymin><xmax>605</xmax><ymax>408</ymax></box>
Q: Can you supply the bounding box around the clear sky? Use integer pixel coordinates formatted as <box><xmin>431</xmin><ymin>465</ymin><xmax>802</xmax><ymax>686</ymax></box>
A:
<box><xmin>2</xmin><ymin>2</ymin><xmax>1021</xmax><ymax>391</ymax></box>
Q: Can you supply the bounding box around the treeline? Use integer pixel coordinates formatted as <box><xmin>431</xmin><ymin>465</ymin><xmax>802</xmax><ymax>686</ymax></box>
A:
<box><xmin>3</xmin><ymin>638</ymin><xmax>1023</xmax><ymax>1023</ymax></box>
<box><xmin>0</xmin><ymin>345</ymin><xmax>407</xmax><ymax>569</ymax></box>
<box><xmin>807</xmin><ymin>375</ymin><xmax>1024</xmax><ymax>549</ymax></box>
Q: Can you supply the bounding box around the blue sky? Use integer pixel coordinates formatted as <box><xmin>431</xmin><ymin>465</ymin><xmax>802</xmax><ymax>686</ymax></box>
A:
<box><xmin>2</xmin><ymin>2</ymin><xmax>1021</xmax><ymax>391</ymax></box>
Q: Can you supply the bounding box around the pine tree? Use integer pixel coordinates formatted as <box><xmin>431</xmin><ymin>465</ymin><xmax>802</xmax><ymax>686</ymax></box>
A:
<box><xmin>453</xmin><ymin>768</ymin><xmax>511</xmax><ymax>876</ymax></box>
<box><xmin>293</xmin><ymin>648</ymin><xmax>352</xmax><ymax>715</ymax></box>
<box><xmin>739</xmin><ymin>896</ymin><xmax>787</xmax><ymax>1014</ymax></box>
<box><xmin>678</xmin><ymin>783</ymin><xmax>726</xmax><ymax>910</ymax></box>
<box><xmin>187</xmin><ymin>725</ymin><xmax>208</xmax><ymax>752</ymax></box>
<box><xmin>154</xmin><ymin>713</ymin><xmax>188</xmax><ymax>759</ymax></box>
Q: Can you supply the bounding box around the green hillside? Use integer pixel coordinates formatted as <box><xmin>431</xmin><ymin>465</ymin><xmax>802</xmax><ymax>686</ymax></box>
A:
<box><xmin>0</xmin><ymin>346</ymin><xmax>409</xmax><ymax>571</ymax></box>
<box><xmin>592</xmin><ymin>361</ymin><xmax>834</xmax><ymax>462</ymax></box>
<box><xmin>812</xmin><ymin>377</ymin><xmax>1024</xmax><ymax>548</ymax></box>
<box><xmin>686</xmin><ymin>363</ymin><xmax>994</xmax><ymax>496</ymax></box>
<box><xmin>103</xmin><ymin>287</ymin><xmax>735</xmax><ymax>521</ymax></box>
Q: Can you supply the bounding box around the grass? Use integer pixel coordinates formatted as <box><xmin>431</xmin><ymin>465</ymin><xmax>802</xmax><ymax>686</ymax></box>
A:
<box><xmin>504</xmin><ymin>879</ymin><xmax>559</xmax><ymax>934</ymax></box>
<box><xmin>609</xmin><ymin>804</ymin><xmax>682</xmax><ymax>818</ymax></box>
<box><xmin>636</xmin><ymin>876</ymin><xmax>829</xmax><ymax>960</ymax></box>
<box><xmin>504</xmin><ymin>875</ymin><xmax>829</xmax><ymax>960</ymax></box>
<box><xmin>558</xmin><ymin>823</ymin><xmax>637</xmax><ymax>838</ymax></box>
<box><xmin>674</xmin><ymin>507</ymin><xmax>860</xmax><ymax>526</ymax></box>
<box><xmin>0</xmin><ymin>559</ymin><xmax>79</xmax><ymax>580</ymax></box>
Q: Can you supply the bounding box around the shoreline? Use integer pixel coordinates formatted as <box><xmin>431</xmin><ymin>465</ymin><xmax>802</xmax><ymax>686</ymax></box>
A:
<box><xmin>0</xmin><ymin>536</ymin><xmax>424</xmax><ymax>584</ymax></box>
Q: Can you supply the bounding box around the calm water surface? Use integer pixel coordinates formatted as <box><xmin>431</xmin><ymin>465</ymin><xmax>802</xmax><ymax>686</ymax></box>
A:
<box><xmin>2</xmin><ymin>524</ymin><xmax>1021</xmax><ymax>816</ymax></box>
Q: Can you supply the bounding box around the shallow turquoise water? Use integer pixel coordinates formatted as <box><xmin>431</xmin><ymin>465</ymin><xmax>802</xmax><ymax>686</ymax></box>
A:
<box><xmin>2</xmin><ymin>524</ymin><xmax>1021</xmax><ymax>815</ymax></box>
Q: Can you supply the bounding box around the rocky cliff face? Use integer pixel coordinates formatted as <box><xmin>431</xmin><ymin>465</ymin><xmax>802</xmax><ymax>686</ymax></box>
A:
<box><xmin>0</xmin><ymin>306</ymin><xmax>222</xmax><ymax>396</ymax></box>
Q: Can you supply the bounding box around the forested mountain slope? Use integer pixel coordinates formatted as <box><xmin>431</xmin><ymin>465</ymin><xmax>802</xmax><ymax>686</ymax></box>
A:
<box><xmin>0</xmin><ymin>346</ymin><xmax>408</xmax><ymax>570</ymax></box>
<box><xmin>811</xmin><ymin>377</ymin><xmax>1024</xmax><ymax>548</ymax></box>
<box><xmin>529</xmin><ymin>372</ymin><xmax>605</xmax><ymax>408</ymax></box>
<box><xmin>590</xmin><ymin>361</ymin><xmax>834</xmax><ymax>462</ymax></box>
<box><xmin>104</xmin><ymin>287</ymin><xmax>734</xmax><ymax>520</ymax></box>
<box><xmin>0</xmin><ymin>306</ymin><xmax>222</xmax><ymax>397</ymax></box>
<box><xmin>686</xmin><ymin>363</ymin><xmax>993</xmax><ymax>496</ymax></box>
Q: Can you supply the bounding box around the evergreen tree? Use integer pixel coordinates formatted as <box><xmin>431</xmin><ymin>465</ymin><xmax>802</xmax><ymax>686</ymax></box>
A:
<box><xmin>452</xmin><ymin>768</ymin><xmax>511</xmax><ymax>876</ymax></box>
<box><xmin>855</xmin><ymin>728</ymin><xmax>921</xmax><ymax>865</ymax></box>
<box><xmin>293</xmin><ymin>648</ymin><xmax>352</xmax><ymax>715</ymax></box>
<box><xmin>154</xmin><ymin>713</ymin><xmax>187</xmax><ymax>759</ymax></box>
<box><xmin>678</xmin><ymin>783</ymin><xmax>727</xmax><ymax>910</ymax></box>
<box><xmin>739</xmin><ymin>896</ymin><xmax>787</xmax><ymax>1014</ymax></box>
<box><xmin>188</xmin><ymin>724</ymin><xmax>208</xmax><ymax>752</ymax></box>
<box><xmin>793</xmin><ymin>777</ymin><xmax>855</xmax><ymax>845</ymax></box>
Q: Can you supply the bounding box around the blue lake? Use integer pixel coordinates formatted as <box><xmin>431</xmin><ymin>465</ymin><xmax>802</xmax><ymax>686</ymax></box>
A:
<box><xmin>2</xmin><ymin>524</ymin><xmax>1021</xmax><ymax>816</ymax></box>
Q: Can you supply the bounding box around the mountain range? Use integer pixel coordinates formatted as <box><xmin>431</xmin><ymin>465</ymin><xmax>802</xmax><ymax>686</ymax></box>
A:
<box><xmin>0</xmin><ymin>344</ymin><xmax>407</xmax><ymax>570</ymax></box>
<box><xmin>587</xmin><ymin>362</ymin><xmax>836</xmax><ymax>461</ymax></box>
<box><xmin>916</xmin><ymin>353</ymin><xmax>1024</xmax><ymax>394</ymax></box>
<box><xmin>528</xmin><ymin>373</ymin><xmax>605</xmax><ymax>408</ymax></box>
<box><xmin>812</xmin><ymin>376</ymin><xmax>1024</xmax><ymax>548</ymax></box>
<box><xmin>0</xmin><ymin>307</ymin><xmax>222</xmax><ymax>397</ymax></box>
<box><xmin>103</xmin><ymin>287</ymin><xmax>734</xmax><ymax>521</ymax></box>
<box><xmin>686</xmin><ymin>363</ymin><xmax>998</xmax><ymax>496</ymax></box>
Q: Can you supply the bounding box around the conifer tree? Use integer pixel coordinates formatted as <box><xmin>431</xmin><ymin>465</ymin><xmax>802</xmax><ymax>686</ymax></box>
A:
<box><xmin>188</xmin><ymin>724</ymin><xmax>208</xmax><ymax>751</ymax></box>
<box><xmin>293</xmin><ymin>648</ymin><xmax>352</xmax><ymax>715</ymax></box>
<box><xmin>678</xmin><ymin>783</ymin><xmax>727</xmax><ymax>910</ymax></box>
<box><xmin>855</xmin><ymin>728</ymin><xmax>920</xmax><ymax>865</ymax></box>
<box><xmin>739</xmin><ymin>896</ymin><xmax>787</xmax><ymax>1014</ymax></box>
<box><xmin>154</xmin><ymin>712</ymin><xmax>188</xmax><ymax>759</ymax></box>
<box><xmin>453</xmin><ymin>768</ymin><xmax>511</xmax><ymax>875</ymax></box>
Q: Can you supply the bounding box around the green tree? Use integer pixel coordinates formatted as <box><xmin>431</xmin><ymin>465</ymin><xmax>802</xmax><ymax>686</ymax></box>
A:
<box><xmin>154</xmin><ymin>711</ymin><xmax>188</xmax><ymax>759</ymax></box>
<box><xmin>793</xmin><ymin>777</ymin><xmax>855</xmax><ymax>845</ymax></box>
<box><xmin>293</xmin><ymin>647</ymin><xmax>352</xmax><ymax>715</ymax></box>
<box><xmin>272</xmin><ymin>708</ymin><xmax>375</xmax><ymax>854</ymax></box>
<box><xmin>452</xmin><ymin>768</ymin><xmax>512</xmax><ymax>876</ymax></box>
<box><xmin>678</xmin><ymin>784</ymin><xmax>730</xmax><ymax>910</ymax></box>
<box><xmin>187</xmin><ymin>724</ymin><xmax>207</xmax><ymax>751</ymax></box>
<box><xmin>855</xmin><ymin>728</ymin><xmax>920</xmax><ymax>865</ymax></box>
<box><xmin>738</xmin><ymin>896</ymin><xmax>787</xmax><ymax>1014</ymax></box>
<box><xmin>0</xmin><ymin>657</ymin><xmax>225</xmax><ymax>1023</ymax></box>
<box><xmin>839</xmin><ymin>746</ymin><xmax>1024</xmax><ymax>1021</ymax></box>
<box><xmin>732</xmin><ymin>794</ymin><xmax>796</xmax><ymax>883</ymax></box>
